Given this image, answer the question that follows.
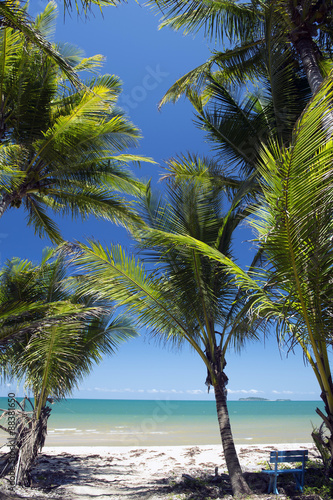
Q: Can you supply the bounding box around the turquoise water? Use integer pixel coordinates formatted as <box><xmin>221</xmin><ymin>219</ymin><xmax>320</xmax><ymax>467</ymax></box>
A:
<box><xmin>0</xmin><ymin>398</ymin><xmax>325</xmax><ymax>446</ymax></box>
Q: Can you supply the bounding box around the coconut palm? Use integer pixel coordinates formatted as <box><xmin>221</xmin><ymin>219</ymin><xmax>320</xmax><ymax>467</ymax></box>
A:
<box><xmin>0</xmin><ymin>248</ymin><xmax>137</xmax><ymax>485</ymax></box>
<box><xmin>0</xmin><ymin>2</ymin><xmax>150</xmax><ymax>243</ymax></box>
<box><xmin>141</xmin><ymin>69</ymin><xmax>333</xmax><ymax>466</ymax></box>
<box><xmin>246</xmin><ymin>73</ymin><xmax>333</xmax><ymax>463</ymax></box>
<box><xmin>150</xmin><ymin>0</ymin><xmax>333</xmax><ymax>98</ymax></box>
<box><xmin>150</xmin><ymin>0</ymin><xmax>333</xmax><ymax>153</ymax></box>
<box><xmin>71</xmin><ymin>162</ymin><xmax>263</xmax><ymax>496</ymax></box>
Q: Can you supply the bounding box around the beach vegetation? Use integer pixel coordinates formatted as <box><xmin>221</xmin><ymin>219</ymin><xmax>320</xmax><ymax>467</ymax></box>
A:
<box><xmin>145</xmin><ymin>0</ymin><xmax>333</xmax><ymax>463</ymax></box>
<box><xmin>0</xmin><ymin>1</ymin><xmax>332</xmax><ymax>498</ymax></box>
<box><xmin>303</xmin><ymin>461</ymin><xmax>333</xmax><ymax>500</ymax></box>
<box><xmin>0</xmin><ymin>248</ymin><xmax>137</xmax><ymax>485</ymax></box>
<box><xmin>0</xmin><ymin>1</ymin><xmax>150</xmax><ymax>243</ymax></box>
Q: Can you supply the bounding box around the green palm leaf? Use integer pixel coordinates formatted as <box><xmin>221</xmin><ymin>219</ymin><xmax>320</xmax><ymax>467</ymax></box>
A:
<box><xmin>153</xmin><ymin>0</ymin><xmax>258</xmax><ymax>43</ymax></box>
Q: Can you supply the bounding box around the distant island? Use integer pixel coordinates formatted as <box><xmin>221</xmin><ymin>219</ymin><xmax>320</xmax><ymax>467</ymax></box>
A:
<box><xmin>238</xmin><ymin>397</ymin><xmax>269</xmax><ymax>401</ymax></box>
<box><xmin>238</xmin><ymin>397</ymin><xmax>292</xmax><ymax>401</ymax></box>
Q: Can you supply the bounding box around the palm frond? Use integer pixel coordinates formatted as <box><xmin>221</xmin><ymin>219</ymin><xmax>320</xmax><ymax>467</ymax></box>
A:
<box><xmin>34</xmin><ymin>1</ymin><xmax>57</xmax><ymax>39</ymax></box>
<box><xmin>159</xmin><ymin>40</ymin><xmax>264</xmax><ymax>107</ymax></box>
<box><xmin>72</xmin><ymin>241</ymin><xmax>206</xmax><ymax>349</ymax></box>
<box><xmin>24</xmin><ymin>196</ymin><xmax>63</xmax><ymax>244</ymax></box>
<box><xmin>151</xmin><ymin>0</ymin><xmax>259</xmax><ymax>44</ymax></box>
<box><xmin>160</xmin><ymin>153</ymin><xmax>246</xmax><ymax>199</ymax></box>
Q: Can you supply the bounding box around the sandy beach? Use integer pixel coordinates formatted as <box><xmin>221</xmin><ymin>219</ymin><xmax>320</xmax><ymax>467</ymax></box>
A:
<box><xmin>0</xmin><ymin>443</ymin><xmax>318</xmax><ymax>500</ymax></box>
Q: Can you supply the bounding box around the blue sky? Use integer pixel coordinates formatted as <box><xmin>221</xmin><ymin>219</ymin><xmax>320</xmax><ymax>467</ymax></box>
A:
<box><xmin>0</xmin><ymin>0</ymin><xmax>323</xmax><ymax>401</ymax></box>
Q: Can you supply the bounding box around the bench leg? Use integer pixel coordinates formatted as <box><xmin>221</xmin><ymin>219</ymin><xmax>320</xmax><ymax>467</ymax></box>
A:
<box><xmin>267</xmin><ymin>474</ymin><xmax>279</xmax><ymax>495</ymax></box>
<box><xmin>273</xmin><ymin>474</ymin><xmax>279</xmax><ymax>495</ymax></box>
<box><xmin>293</xmin><ymin>471</ymin><xmax>304</xmax><ymax>492</ymax></box>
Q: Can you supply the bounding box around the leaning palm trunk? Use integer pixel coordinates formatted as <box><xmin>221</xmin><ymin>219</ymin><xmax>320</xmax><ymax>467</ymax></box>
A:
<box><xmin>213</xmin><ymin>378</ymin><xmax>252</xmax><ymax>497</ymax></box>
<box><xmin>14</xmin><ymin>406</ymin><xmax>51</xmax><ymax>486</ymax></box>
<box><xmin>0</xmin><ymin>404</ymin><xmax>51</xmax><ymax>486</ymax></box>
<box><xmin>292</xmin><ymin>35</ymin><xmax>333</xmax><ymax>136</ymax></box>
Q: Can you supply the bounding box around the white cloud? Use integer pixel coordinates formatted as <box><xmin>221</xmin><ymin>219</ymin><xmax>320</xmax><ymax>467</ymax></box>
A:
<box><xmin>272</xmin><ymin>390</ymin><xmax>317</xmax><ymax>396</ymax></box>
<box><xmin>227</xmin><ymin>389</ymin><xmax>263</xmax><ymax>394</ymax></box>
<box><xmin>93</xmin><ymin>387</ymin><xmax>135</xmax><ymax>393</ymax></box>
<box><xmin>146</xmin><ymin>389</ymin><xmax>184</xmax><ymax>394</ymax></box>
<box><xmin>80</xmin><ymin>387</ymin><xmax>205</xmax><ymax>396</ymax></box>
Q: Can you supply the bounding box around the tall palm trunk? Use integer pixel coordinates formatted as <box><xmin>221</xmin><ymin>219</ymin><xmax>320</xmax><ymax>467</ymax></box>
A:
<box><xmin>290</xmin><ymin>18</ymin><xmax>333</xmax><ymax>136</ymax></box>
<box><xmin>214</xmin><ymin>380</ymin><xmax>252</xmax><ymax>496</ymax></box>
<box><xmin>292</xmin><ymin>35</ymin><xmax>323</xmax><ymax>94</ymax></box>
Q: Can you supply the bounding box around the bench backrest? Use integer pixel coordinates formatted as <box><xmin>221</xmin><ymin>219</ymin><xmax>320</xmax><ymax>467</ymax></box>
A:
<box><xmin>269</xmin><ymin>450</ymin><xmax>308</xmax><ymax>465</ymax></box>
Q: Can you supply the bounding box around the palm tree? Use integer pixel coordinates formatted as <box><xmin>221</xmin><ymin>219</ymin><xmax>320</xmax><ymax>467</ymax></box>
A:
<box><xmin>150</xmin><ymin>0</ymin><xmax>333</xmax><ymax>149</ymax></box>
<box><xmin>149</xmin><ymin>0</ymin><xmax>333</xmax><ymax>98</ymax></box>
<box><xmin>0</xmin><ymin>247</ymin><xmax>137</xmax><ymax>485</ymax></box>
<box><xmin>142</xmin><ymin>69</ymin><xmax>333</xmax><ymax>466</ymax></box>
<box><xmin>246</xmin><ymin>73</ymin><xmax>333</xmax><ymax>464</ymax></box>
<box><xmin>71</xmin><ymin>162</ymin><xmax>262</xmax><ymax>496</ymax></box>
<box><xmin>0</xmin><ymin>2</ymin><xmax>150</xmax><ymax>243</ymax></box>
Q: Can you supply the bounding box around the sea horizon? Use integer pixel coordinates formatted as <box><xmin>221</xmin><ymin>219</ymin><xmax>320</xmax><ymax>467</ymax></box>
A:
<box><xmin>51</xmin><ymin>398</ymin><xmax>323</xmax><ymax>402</ymax></box>
<box><xmin>0</xmin><ymin>398</ymin><xmax>324</xmax><ymax>447</ymax></box>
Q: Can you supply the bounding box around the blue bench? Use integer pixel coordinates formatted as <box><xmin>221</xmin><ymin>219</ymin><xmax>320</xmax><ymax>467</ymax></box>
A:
<box><xmin>262</xmin><ymin>449</ymin><xmax>308</xmax><ymax>494</ymax></box>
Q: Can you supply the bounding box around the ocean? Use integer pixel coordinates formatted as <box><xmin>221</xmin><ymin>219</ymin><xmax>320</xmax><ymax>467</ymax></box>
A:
<box><xmin>0</xmin><ymin>398</ymin><xmax>325</xmax><ymax>447</ymax></box>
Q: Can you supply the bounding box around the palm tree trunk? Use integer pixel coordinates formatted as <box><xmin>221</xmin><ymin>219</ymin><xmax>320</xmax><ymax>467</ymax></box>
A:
<box><xmin>14</xmin><ymin>406</ymin><xmax>51</xmax><ymax>486</ymax></box>
<box><xmin>292</xmin><ymin>35</ymin><xmax>323</xmax><ymax>94</ymax></box>
<box><xmin>0</xmin><ymin>406</ymin><xmax>51</xmax><ymax>486</ymax></box>
<box><xmin>314</xmin><ymin>381</ymin><xmax>333</xmax><ymax>470</ymax></box>
<box><xmin>291</xmin><ymin>31</ymin><xmax>333</xmax><ymax>136</ymax></box>
<box><xmin>214</xmin><ymin>381</ymin><xmax>252</xmax><ymax>497</ymax></box>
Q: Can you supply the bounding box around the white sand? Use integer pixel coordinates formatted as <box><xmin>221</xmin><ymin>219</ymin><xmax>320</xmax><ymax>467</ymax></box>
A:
<box><xmin>0</xmin><ymin>443</ymin><xmax>318</xmax><ymax>499</ymax></box>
